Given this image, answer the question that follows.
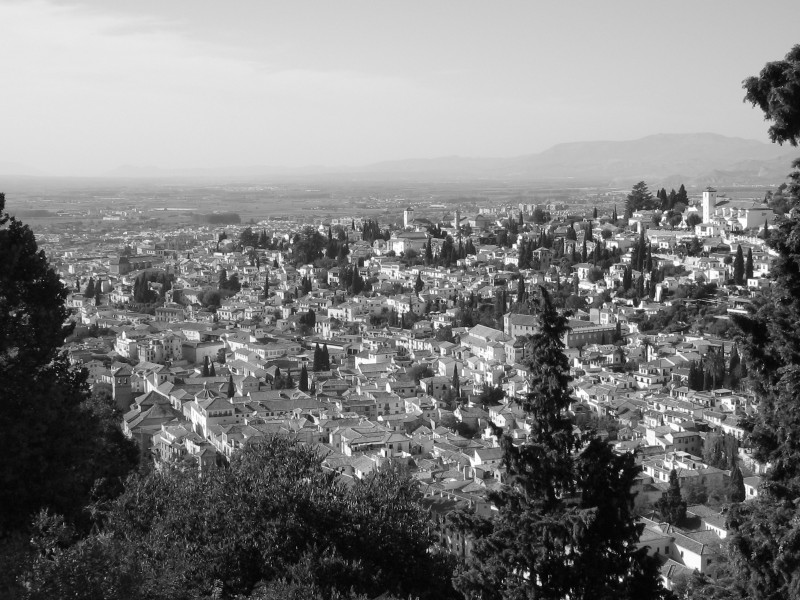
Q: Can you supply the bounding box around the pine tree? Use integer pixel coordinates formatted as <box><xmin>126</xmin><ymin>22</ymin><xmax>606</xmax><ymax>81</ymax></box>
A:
<box><xmin>625</xmin><ymin>181</ymin><xmax>655</xmax><ymax>217</ymax></box>
<box><xmin>452</xmin><ymin>288</ymin><xmax>666</xmax><ymax>600</ymax></box>
<box><xmin>676</xmin><ymin>184</ymin><xmax>688</xmax><ymax>206</ymax></box>
<box><xmin>657</xmin><ymin>469</ymin><xmax>687</xmax><ymax>524</ymax></box>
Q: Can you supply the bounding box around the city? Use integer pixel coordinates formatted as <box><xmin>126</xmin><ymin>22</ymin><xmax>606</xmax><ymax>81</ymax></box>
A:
<box><xmin>2</xmin><ymin>2</ymin><xmax>800</xmax><ymax>598</ymax></box>
<box><xmin>26</xmin><ymin>179</ymin><xmax>774</xmax><ymax>591</ymax></box>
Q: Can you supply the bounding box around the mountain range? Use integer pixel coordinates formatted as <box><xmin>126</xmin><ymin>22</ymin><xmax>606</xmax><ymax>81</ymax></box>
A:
<box><xmin>4</xmin><ymin>133</ymin><xmax>798</xmax><ymax>185</ymax></box>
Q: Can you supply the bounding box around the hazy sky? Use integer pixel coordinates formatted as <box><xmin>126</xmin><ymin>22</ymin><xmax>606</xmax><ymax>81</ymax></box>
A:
<box><xmin>1</xmin><ymin>0</ymin><xmax>799</xmax><ymax>175</ymax></box>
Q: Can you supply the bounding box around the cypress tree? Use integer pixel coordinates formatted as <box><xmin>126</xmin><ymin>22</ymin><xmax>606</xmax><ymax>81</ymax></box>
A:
<box><xmin>84</xmin><ymin>277</ymin><xmax>95</xmax><ymax>298</ymax></box>
<box><xmin>322</xmin><ymin>344</ymin><xmax>330</xmax><ymax>370</ymax></box>
<box><xmin>733</xmin><ymin>244</ymin><xmax>745</xmax><ymax>285</ymax></box>
<box><xmin>746</xmin><ymin>247</ymin><xmax>754</xmax><ymax>280</ymax></box>
<box><xmin>657</xmin><ymin>469</ymin><xmax>687</xmax><ymax>524</ymax></box>
<box><xmin>414</xmin><ymin>272</ymin><xmax>424</xmax><ymax>293</ymax></box>
<box><xmin>299</xmin><ymin>364</ymin><xmax>309</xmax><ymax>392</ymax></box>
<box><xmin>729</xmin><ymin>464</ymin><xmax>746</xmax><ymax>503</ymax></box>
<box><xmin>209</xmin><ymin>361</ymin><xmax>216</xmax><ymax>377</ymax></box>
<box><xmin>227</xmin><ymin>374</ymin><xmax>235</xmax><ymax>398</ymax></box>
<box><xmin>202</xmin><ymin>356</ymin><xmax>210</xmax><ymax>377</ymax></box>
<box><xmin>313</xmin><ymin>343</ymin><xmax>322</xmax><ymax>372</ymax></box>
<box><xmin>622</xmin><ymin>266</ymin><xmax>632</xmax><ymax>292</ymax></box>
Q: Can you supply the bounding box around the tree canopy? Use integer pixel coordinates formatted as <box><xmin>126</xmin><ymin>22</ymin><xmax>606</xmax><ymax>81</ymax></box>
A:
<box><xmin>25</xmin><ymin>438</ymin><xmax>456</xmax><ymax>600</ymax></box>
<box><xmin>723</xmin><ymin>43</ymin><xmax>800</xmax><ymax>600</ymax></box>
<box><xmin>743</xmin><ymin>44</ymin><xmax>800</xmax><ymax>146</ymax></box>
<box><xmin>0</xmin><ymin>195</ymin><xmax>139</xmax><ymax>536</ymax></box>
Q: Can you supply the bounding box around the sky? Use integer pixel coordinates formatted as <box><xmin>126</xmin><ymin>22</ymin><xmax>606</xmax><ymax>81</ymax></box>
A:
<box><xmin>1</xmin><ymin>0</ymin><xmax>799</xmax><ymax>176</ymax></box>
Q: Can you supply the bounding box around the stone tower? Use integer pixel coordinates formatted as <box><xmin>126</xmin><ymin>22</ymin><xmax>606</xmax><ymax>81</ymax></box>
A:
<box><xmin>702</xmin><ymin>187</ymin><xmax>717</xmax><ymax>223</ymax></box>
<box><xmin>403</xmin><ymin>207</ymin><xmax>414</xmax><ymax>228</ymax></box>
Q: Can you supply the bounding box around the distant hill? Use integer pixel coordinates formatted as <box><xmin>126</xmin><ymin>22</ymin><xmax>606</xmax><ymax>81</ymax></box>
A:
<box><xmin>103</xmin><ymin>133</ymin><xmax>798</xmax><ymax>184</ymax></box>
<box><xmin>356</xmin><ymin>133</ymin><xmax>796</xmax><ymax>184</ymax></box>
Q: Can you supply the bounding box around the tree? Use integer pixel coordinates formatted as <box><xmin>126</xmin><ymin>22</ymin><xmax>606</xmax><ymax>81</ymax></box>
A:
<box><xmin>686</xmin><ymin>213</ymin><xmax>702</xmax><ymax>229</ymax></box>
<box><xmin>452</xmin><ymin>287</ymin><xmax>666</xmax><ymax>600</ymax></box>
<box><xmin>657</xmin><ymin>469</ymin><xmax>687</xmax><ymax>524</ymax></box>
<box><xmin>218</xmin><ymin>268</ymin><xmax>228</xmax><ymax>290</ymax></box>
<box><xmin>299</xmin><ymin>364</ymin><xmax>309</xmax><ymax>392</ymax></box>
<box><xmin>209</xmin><ymin>361</ymin><xmax>216</xmax><ymax>377</ymax></box>
<box><xmin>84</xmin><ymin>277</ymin><xmax>95</xmax><ymax>298</ymax></box>
<box><xmin>414</xmin><ymin>272</ymin><xmax>424</xmax><ymax>293</ymax></box>
<box><xmin>313</xmin><ymin>343</ymin><xmax>322</xmax><ymax>372</ymax></box>
<box><xmin>0</xmin><ymin>193</ymin><xmax>139</xmax><ymax>537</ymax></box>
<box><xmin>227</xmin><ymin>374</ymin><xmax>236</xmax><ymax>399</ymax></box>
<box><xmin>625</xmin><ymin>181</ymin><xmax>655</xmax><ymax>217</ymax></box>
<box><xmin>451</xmin><ymin>368</ymin><xmax>460</xmax><ymax>400</ymax></box>
<box><xmin>24</xmin><ymin>439</ymin><xmax>457</xmax><ymax>600</ymax></box>
<box><xmin>733</xmin><ymin>245</ymin><xmax>745</xmax><ymax>285</ymax></box>
<box><xmin>322</xmin><ymin>344</ymin><xmax>330</xmax><ymax>370</ymax></box>
<box><xmin>729</xmin><ymin>464</ymin><xmax>746</xmax><ymax>503</ymax></box>
<box><xmin>746</xmin><ymin>247</ymin><xmax>754</xmax><ymax>280</ymax></box>
<box><xmin>228</xmin><ymin>272</ymin><xmax>241</xmax><ymax>293</ymax></box>
<box><xmin>743</xmin><ymin>44</ymin><xmax>800</xmax><ymax>146</ymax></box>
<box><xmin>202</xmin><ymin>355</ymin><xmax>210</xmax><ymax>377</ymax></box>
<box><xmin>724</xmin><ymin>45</ymin><xmax>800</xmax><ymax>600</ymax></box>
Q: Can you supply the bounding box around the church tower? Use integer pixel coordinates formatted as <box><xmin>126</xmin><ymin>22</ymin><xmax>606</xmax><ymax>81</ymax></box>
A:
<box><xmin>702</xmin><ymin>187</ymin><xmax>717</xmax><ymax>223</ymax></box>
<box><xmin>404</xmin><ymin>207</ymin><xmax>414</xmax><ymax>228</ymax></box>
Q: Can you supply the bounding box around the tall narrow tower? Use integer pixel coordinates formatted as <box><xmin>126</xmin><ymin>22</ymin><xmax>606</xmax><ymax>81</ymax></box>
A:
<box><xmin>702</xmin><ymin>187</ymin><xmax>717</xmax><ymax>223</ymax></box>
<box><xmin>404</xmin><ymin>207</ymin><xmax>414</xmax><ymax>228</ymax></box>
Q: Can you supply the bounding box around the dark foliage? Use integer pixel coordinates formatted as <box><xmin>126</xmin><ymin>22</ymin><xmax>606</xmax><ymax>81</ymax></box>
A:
<box><xmin>25</xmin><ymin>439</ymin><xmax>456</xmax><ymax>600</ymax></box>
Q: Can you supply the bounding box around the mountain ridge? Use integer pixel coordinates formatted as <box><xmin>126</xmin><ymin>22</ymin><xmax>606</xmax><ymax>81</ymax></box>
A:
<box><xmin>4</xmin><ymin>133</ymin><xmax>797</xmax><ymax>184</ymax></box>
